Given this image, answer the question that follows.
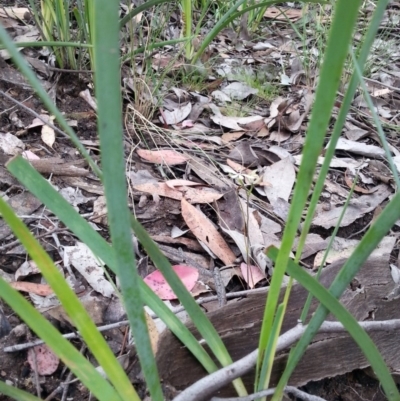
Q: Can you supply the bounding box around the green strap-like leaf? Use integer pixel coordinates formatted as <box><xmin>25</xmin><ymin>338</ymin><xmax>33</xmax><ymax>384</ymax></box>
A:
<box><xmin>0</xmin><ymin>380</ymin><xmax>48</xmax><ymax>401</ymax></box>
<box><xmin>268</xmin><ymin>190</ymin><xmax>400</xmax><ymax>401</ymax></box>
<box><xmin>257</xmin><ymin>0</ymin><xmax>363</xmax><ymax>391</ymax></box>
<box><xmin>0</xmin><ymin>197</ymin><xmax>137</xmax><ymax>401</ymax></box>
<box><xmin>268</xmin><ymin>246</ymin><xmax>400</xmax><ymax>401</ymax></box>
<box><xmin>130</xmin><ymin>216</ymin><xmax>248</xmax><ymax>396</ymax></box>
<box><xmin>6</xmin><ymin>157</ymin><xmax>217</xmax><ymax>374</ymax></box>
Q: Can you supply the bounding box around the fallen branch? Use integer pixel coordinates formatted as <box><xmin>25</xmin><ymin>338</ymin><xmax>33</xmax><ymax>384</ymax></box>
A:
<box><xmin>211</xmin><ymin>385</ymin><xmax>327</xmax><ymax>401</ymax></box>
<box><xmin>173</xmin><ymin>319</ymin><xmax>400</xmax><ymax>401</ymax></box>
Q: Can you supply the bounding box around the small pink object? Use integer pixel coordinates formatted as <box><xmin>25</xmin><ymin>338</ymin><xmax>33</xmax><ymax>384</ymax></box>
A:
<box><xmin>144</xmin><ymin>265</ymin><xmax>199</xmax><ymax>300</ymax></box>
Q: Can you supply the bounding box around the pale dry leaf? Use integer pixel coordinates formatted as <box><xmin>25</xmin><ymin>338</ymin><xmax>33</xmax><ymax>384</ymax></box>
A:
<box><xmin>312</xmin><ymin>184</ymin><xmax>391</xmax><ymax>229</ymax></box>
<box><xmin>212</xmin><ymin>90</ymin><xmax>232</xmax><ymax>102</ymax></box>
<box><xmin>41</xmin><ymin>124</ymin><xmax>55</xmax><ymax>148</ymax></box>
<box><xmin>0</xmin><ymin>132</ymin><xmax>25</xmax><ymax>155</ymax></box>
<box><xmin>63</xmin><ymin>242</ymin><xmax>115</xmax><ymax>297</ymax></box>
<box><xmin>221</xmin><ymin>132</ymin><xmax>245</xmax><ymax>143</ymax></box>
<box><xmin>0</xmin><ymin>7</ymin><xmax>29</xmax><ymax>19</ymax></box>
<box><xmin>134</xmin><ymin>182</ymin><xmax>222</xmax><ymax>203</ymax></box>
<box><xmin>22</xmin><ymin>150</ymin><xmax>40</xmax><ymax>160</ymax></box>
<box><xmin>181</xmin><ymin>198</ymin><xmax>236</xmax><ymax>265</ymax></box>
<box><xmin>268</xmin><ymin>130</ymin><xmax>291</xmax><ymax>142</ymax></box>
<box><xmin>137</xmin><ymin>149</ymin><xmax>189</xmax><ymax>165</ymax></box>
<box><xmin>160</xmin><ymin>102</ymin><xmax>192</xmax><ymax>125</ymax></box>
<box><xmin>210</xmin><ymin>114</ymin><xmax>264</xmax><ymax>131</ymax></box>
<box><xmin>15</xmin><ymin>260</ymin><xmax>40</xmax><ymax>281</ymax></box>
<box><xmin>27</xmin><ymin>114</ymin><xmax>51</xmax><ymax>129</ymax></box>
<box><xmin>0</xmin><ymin>27</ymin><xmax>39</xmax><ymax>60</ymax></box>
<box><xmin>165</xmin><ymin>179</ymin><xmax>202</xmax><ymax>189</ymax></box>
<box><xmin>221</xmin><ymin>82</ymin><xmax>258</xmax><ymax>101</ymax></box>
<box><xmin>329</xmin><ymin>137</ymin><xmax>385</xmax><ymax>158</ymax></box>
<box><xmin>293</xmin><ymin>155</ymin><xmax>365</xmax><ymax>170</ymax></box>
<box><xmin>264</xmin><ymin>7</ymin><xmax>303</xmax><ymax>21</ymax></box>
<box><xmin>262</xmin><ymin>157</ymin><xmax>295</xmax><ymax>204</ymax></box>
<box><xmin>240</xmin><ymin>263</ymin><xmax>266</xmax><ymax>289</ymax></box>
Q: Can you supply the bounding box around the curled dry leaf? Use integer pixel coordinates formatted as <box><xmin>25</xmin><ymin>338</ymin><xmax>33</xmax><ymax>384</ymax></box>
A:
<box><xmin>137</xmin><ymin>149</ymin><xmax>189</xmax><ymax>165</ymax></box>
<box><xmin>181</xmin><ymin>198</ymin><xmax>236</xmax><ymax>265</ymax></box>
<box><xmin>144</xmin><ymin>265</ymin><xmax>199</xmax><ymax>300</ymax></box>
<box><xmin>27</xmin><ymin>345</ymin><xmax>59</xmax><ymax>376</ymax></box>
<box><xmin>344</xmin><ymin>169</ymin><xmax>377</xmax><ymax>194</ymax></box>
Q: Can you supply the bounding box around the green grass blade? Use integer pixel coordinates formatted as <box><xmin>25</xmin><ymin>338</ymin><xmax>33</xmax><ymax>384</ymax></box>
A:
<box><xmin>191</xmin><ymin>0</ymin><xmax>324</xmax><ymax>64</ymax></box>
<box><xmin>0</xmin><ymin>381</ymin><xmax>42</xmax><ymax>401</ymax></box>
<box><xmin>256</xmin><ymin>304</ymin><xmax>285</xmax><ymax>392</ymax></box>
<box><xmin>93</xmin><ymin>1</ymin><xmax>163</xmax><ymax>398</ymax></box>
<box><xmin>6</xmin><ymin>157</ymin><xmax>217</xmax><ymax>374</ymax></box>
<box><xmin>130</xmin><ymin>216</ymin><xmax>248</xmax><ymax>396</ymax></box>
<box><xmin>0</xmin><ymin>41</ymin><xmax>93</xmax><ymax>49</ymax></box>
<box><xmin>0</xmin><ymin>197</ymin><xmax>139</xmax><ymax>401</ymax></box>
<box><xmin>0</xmin><ymin>25</ymin><xmax>100</xmax><ymax>177</ymax></box>
<box><xmin>257</xmin><ymin>0</ymin><xmax>363</xmax><ymax>389</ymax></box>
<box><xmin>0</xmin><ymin>279</ymin><xmax>121</xmax><ymax>401</ymax></box>
<box><xmin>300</xmin><ymin>176</ymin><xmax>358</xmax><ymax>322</ymax></box>
<box><xmin>351</xmin><ymin>49</ymin><xmax>400</xmax><ymax>188</ymax></box>
<box><xmin>119</xmin><ymin>0</ymin><xmax>172</xmax><ymax>28</ymax></box>
<box><xmin>269</xmin><ymin>189</ymin><xmax>400</xmax><ymax>400</ymax></box>
<box><xmin>267</xmin><ymin>246</ymin><xmax>400</xmax><ymax>401</ymax></box>
<box><xmin>295</xmin><ymin>0</ymin><xmax>391</xmax><ymax>263</ymax></box>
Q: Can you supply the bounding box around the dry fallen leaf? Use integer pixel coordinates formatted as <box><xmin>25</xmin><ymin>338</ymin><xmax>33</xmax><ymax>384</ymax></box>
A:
<box><xmin>137</xmin><ymin>149</ymin><xmax>189</xmax><ymax>165</ymax></box>
<box><xmin>181</xmin><ymin>198</ymin><xmax>236</xmax><ymax>265</ymax></box>
<box><xmin>262</xmin><ymin>157</ymin><xmax>295</xmax><ymax>204</ymax></box>
<box><xmin>41</xmin><ymin>124</ymin><xmax>55</xmax><ymax>148</ymax></box>
<box><xmin>145</xmin><ymin>311</ymin><xmax>159</xmax><ymax>355</ymax></box>
<box><xmin>240</xmin><ymin>263</ymin><xmax>266</xmax><ymax>289</ymax></box>
<box><xmin>134</xmin><ymin>182</ymin><xmax>222</xmax><ymax>203</ymax></box>
<box><xmin>27</xmin><ymin>345</ymin><xmax>59</xmax><ymax>376</ymax></box>
<box><xmin>9</xmin><ymin>281</ymin><xmax>53</xmax><ymax>296</ymax></box>
<box><xmin>144</xmin><ymin>265</ymin><xmax>199</xmax><ymax>300</ymax></box>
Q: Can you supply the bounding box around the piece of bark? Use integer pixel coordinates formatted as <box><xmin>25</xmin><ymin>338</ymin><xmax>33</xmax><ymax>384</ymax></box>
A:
<box><xmin>156</xmin><ymin>256</ymin><xmax>400</xmax><ymax>396</ymax></box>
<box><xmin>29</xmin><ymin>158</ymin><xmax>89</xmax><ymax>176</ymax></box>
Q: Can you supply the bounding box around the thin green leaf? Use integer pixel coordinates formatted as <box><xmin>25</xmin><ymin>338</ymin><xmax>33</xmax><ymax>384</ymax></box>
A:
<box><xmin>257</xmin><ymin>0</ymin><xmax>362</xmax><ymax>391</ymax></box>
<box><xmin>269</xmin><ymin>189</ymin><xmax>400</xmax><ymax>400</ymax></box>
<box><xmin>295</xmin><ymin>0</ymin><xmax>391</xmax><ymax>263</ymax></box>
<box><xmin>6</xmin><ymin>157</ymin><xmax>217</xmax><ymax>375</ymax></box>
<box><xmin>119</xmin><ymin>0</ymin><xmax>172</xmax><ymax>28</ymax></box>
<box><xmin>93</xmin><ymin>0</ymin><xmax>162</xmax><ymax>398</ymax></box>
<box><xmin>130</xmin><ymin>216</ymin><xmax>248</xmax><ymax>396</ymax></box>
<box><xmin>0</xmin><ymin>280</ymin><xmax>121</xmax><ymax>401</ymax></box>
<box><xmin>191</xmin><ymin>0</ymin><xmax>325</xmax><ymax>64</ymax></box>
<box><xmin>0</xmin><ymin>41</ymin><xmax>93</xmax><ymax>49</ymax></box>
<box><xmin>267</xmin><ymin>246</ymin><xmax>400</xmax><ymax>401</ymax></box>
<box><xmin>0</xmin><ymin>197</ymin><xmax>139</xmax><ymax>401</ymax></box>
<box><xmin>0</xmin><ymin>381</ymin><xmax>47</xmax><ymax>401</ymax></box>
